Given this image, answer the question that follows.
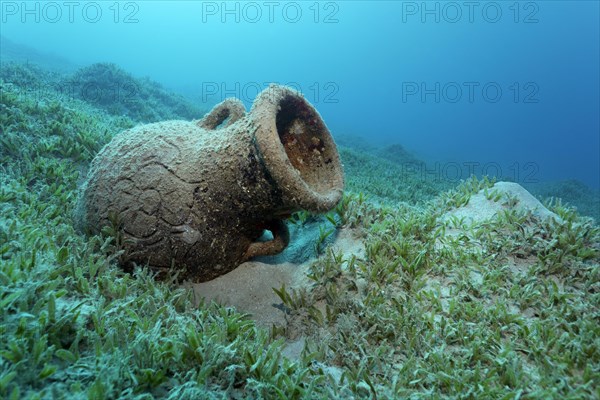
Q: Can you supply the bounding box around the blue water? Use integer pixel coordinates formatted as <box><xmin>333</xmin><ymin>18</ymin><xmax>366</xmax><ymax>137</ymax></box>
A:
<box><xmin>2</xmin><ymin>1</ymin><xmax>598</xmax><ymax>188</ymax></box>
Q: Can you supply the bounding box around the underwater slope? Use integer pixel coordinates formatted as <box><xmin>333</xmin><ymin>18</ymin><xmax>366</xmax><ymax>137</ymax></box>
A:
<box><xmin>0</xmin><ymin>35</ymin><xmax>78</xmax><ymax>74</ymax></box>
<box><xmin>67</xmin><ymin>63</ymin><xmax>206</xmax><ymax>123</ymax></box>
<box><xmin>0</xmin><ymin>61</ymin><xmax>205</xmax><ymax>124</ymax></box>
<box><xmin>1</xmin><ymin>61</ymin><xmax>599</xmax><ymax>398</ymax></box>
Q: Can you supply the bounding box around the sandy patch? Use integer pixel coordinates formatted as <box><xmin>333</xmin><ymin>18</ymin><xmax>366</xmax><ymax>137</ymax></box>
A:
<box><xmin>189</xmin><ymin>224</ymin><xmax>365</xmax><ymax>330</ymax></box>
<box><xmin>442</xmin><ymin>181</ymin><xmax>558</xmax><ymax>226</ymax></box>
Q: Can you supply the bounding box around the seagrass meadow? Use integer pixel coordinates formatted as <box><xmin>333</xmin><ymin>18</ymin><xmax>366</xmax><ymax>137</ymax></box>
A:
<box><xmin>1</xmin><ymin>62</ymin><xmax>599</xmax><ymax>399</ymax></box>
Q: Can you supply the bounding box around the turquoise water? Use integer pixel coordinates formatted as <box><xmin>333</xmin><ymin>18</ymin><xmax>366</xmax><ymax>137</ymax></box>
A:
<box><xmin>2</xmin><ymin>3</ymin><xmax>600</xmax><ymax>398</ymax></box>
<box><xmin>1</xmin><ymin>1</ymin><xmax>599</xmax><ymax>188</ymax></box>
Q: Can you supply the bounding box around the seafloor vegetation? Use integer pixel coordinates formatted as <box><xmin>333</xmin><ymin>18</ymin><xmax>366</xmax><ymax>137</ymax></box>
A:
<box><xmin>1</xmin><ymin>62</ymin><xmax>599</xmax><ymax>399</ymax></box>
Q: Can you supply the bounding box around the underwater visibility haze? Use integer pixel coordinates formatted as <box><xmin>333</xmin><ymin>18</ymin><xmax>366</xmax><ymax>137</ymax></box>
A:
<box><xmin>2</xmin><ymin>1</ymin><xmax>599</xmax><ymax>188</ymax></box>
<box><xmin>1</xmin><ymin>1</ymin><xmax>599</xmax><ymax>398</ymax></box>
